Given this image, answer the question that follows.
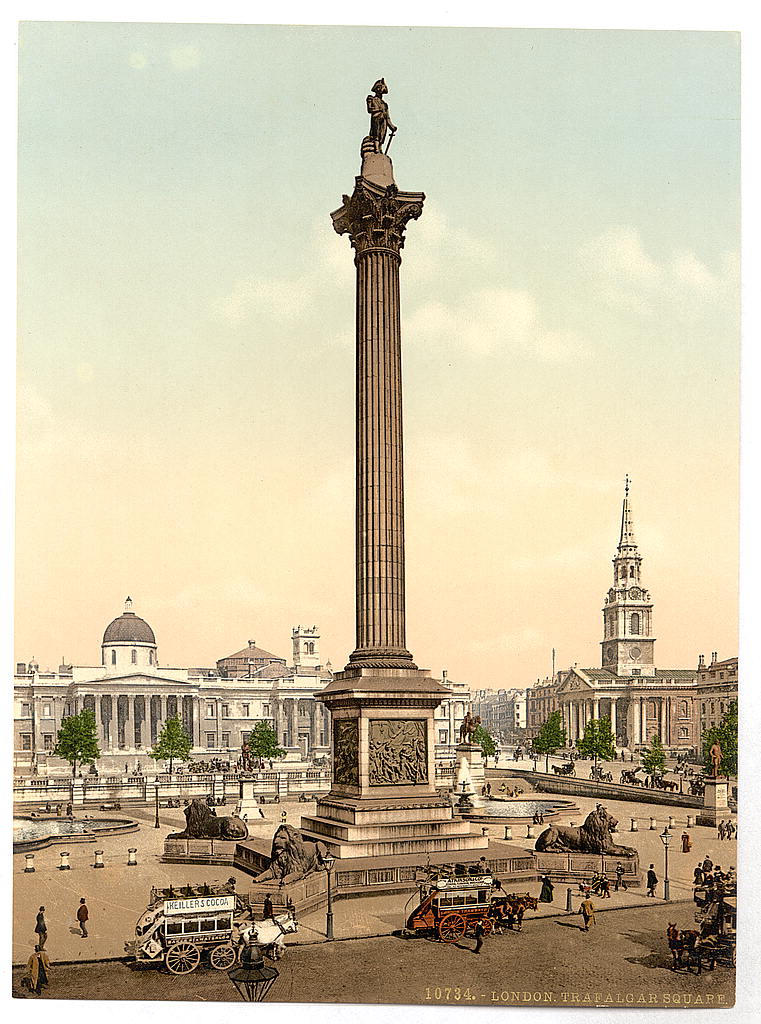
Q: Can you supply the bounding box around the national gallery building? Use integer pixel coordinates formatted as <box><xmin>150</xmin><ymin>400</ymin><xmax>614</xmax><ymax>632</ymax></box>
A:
<box><xmin>13</xmin><ymin>600</ymin><xmax>471</xmax><ymax>774</ymax></box>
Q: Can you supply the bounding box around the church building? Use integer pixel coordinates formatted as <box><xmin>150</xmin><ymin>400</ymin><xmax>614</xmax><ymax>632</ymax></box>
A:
<box><xmin>554</xmin><ymin>480</ymin><xmax>700</xmax><ymax>753</ymax></box>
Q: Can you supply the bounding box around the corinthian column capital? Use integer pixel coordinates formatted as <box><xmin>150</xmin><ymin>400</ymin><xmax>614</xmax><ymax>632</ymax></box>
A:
<box><xmin>331</xmin><ymin>178</ymin><xmax>425</xmax><ymax>258</ymax></box>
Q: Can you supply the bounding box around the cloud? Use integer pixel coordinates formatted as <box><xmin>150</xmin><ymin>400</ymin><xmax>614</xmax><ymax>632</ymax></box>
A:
<box><xmin>169</xmin><ymin>45</ymin><xmax>201</xmax><ymax>70</ymax></box>
<box><xmin>405</xmin><ymin>286</ymin><xmax>590</xmax><ymax>363</ymax></box>
<box><xmin>579</xmin><ymin>226</ymin><xmax>736</xmax><ymax>312</ymax></box>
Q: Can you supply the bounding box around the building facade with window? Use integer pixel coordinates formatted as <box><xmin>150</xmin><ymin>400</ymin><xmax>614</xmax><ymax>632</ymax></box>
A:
<box><xmin>472</xmin><ymin>688</ymin><xmax>528</xmax><ymax>745</ymax></box>
<box><xmin>553</xmin><ymin>482</ymin><xmax>701</xmax><ymax>753</ymax></box>
<box><xmin>696</xmin><ymin>653</ymin><xmax>738</xmax><ymax>734</ymax></box>
<box><xmin>13</xmin><ymin>600</ymin><xmax>334</xmax><ymax>773</ymax></box>
<box><xmin>14</xmin><ymin>603</ymin><xmax>473</xmax><ymax>774</ymax></box>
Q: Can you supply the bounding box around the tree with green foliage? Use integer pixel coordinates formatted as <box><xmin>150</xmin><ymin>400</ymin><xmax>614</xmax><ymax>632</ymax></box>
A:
<box><xmin>576</xmin><ymin>716</ymin><xmax>615</xmax><ymax>768</ymax></box>
<box><xmin>702</xmin><ymin>700</ymin><xmax>737</xmax><ymax>778</ymax></box>
<box><xmin>532</xmin><ymin>710</ymin><xmax>567</xmax><ymax>773</ymax></box>
<box><xmin>53</xmin><ymin>709</ymin><xmax>100</xmax><ymax>778</ymax></box>
<box><xmin>472</xmin><ymin>724</ymin><xmax>496</xmax><ymax>764</ymax></box>
<box><xmin>150</xmin><ymin>715</ymin><xmax>192</xmax><ymax>774</ymax></box>
<box><xmin>640</xmin><ymin>733</ymin><xmax>666</xmax><ymax>778</ymax></box>
<box><xmin>248</xmin><ymin>720</ymin><xmax>286</xmax><ymax>761</ymax></box>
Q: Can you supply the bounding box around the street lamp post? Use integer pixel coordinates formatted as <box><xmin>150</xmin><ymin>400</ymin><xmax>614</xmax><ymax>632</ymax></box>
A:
<box><xmin>659</xmin><ymin>826</ymin><xmax>671</xmax><ymax>901</ymax></box>
<box><xmin>154</xmin><ymin>779</ymin><xmax>160</xmax><ymax>828</ymax></box>
<box><xmin>228</xmin><ymin>940</ymin><xmax>279</xmax><ymax>1002</ymax></box>
<box><xmin>323</xmin><ymin>852</ymin><xmax>335</xmax><ymax>940</ymax></box>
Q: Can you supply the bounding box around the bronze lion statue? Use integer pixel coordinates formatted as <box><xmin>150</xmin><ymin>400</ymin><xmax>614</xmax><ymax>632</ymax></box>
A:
<box><xmin>255</xmin><ymin>824</ymin><xmax>328</xmax><ymax>884</ymax></box>
<box><xmin>170</xmin><ymin>798</ymin><xmax>249</xmax><ymax>841</ymax></box>
<box><xmin>534</xmin><ymin>804</ymin><xmax>635</xmax><ymax>856</ymax></box>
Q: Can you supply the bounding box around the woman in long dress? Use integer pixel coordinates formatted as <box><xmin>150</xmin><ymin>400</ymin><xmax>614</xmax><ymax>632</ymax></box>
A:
<box><xmin>539</xmin><ymin>875</ymin><xmax>554</xmax><ymax>903</ymax></box>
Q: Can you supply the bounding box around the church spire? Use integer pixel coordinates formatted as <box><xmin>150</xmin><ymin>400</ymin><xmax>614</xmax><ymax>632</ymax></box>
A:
<box><xmin>618</xmin><ymin>475</ymin><xmax>637</xmax><ymax>550</ymax></box>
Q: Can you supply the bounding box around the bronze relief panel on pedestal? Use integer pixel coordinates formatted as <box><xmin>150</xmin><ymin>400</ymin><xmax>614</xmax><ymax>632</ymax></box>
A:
<box><xmin>333</xmin><ymin>718</ymin><xmax>359</xmax><ymax>786</ymax></box>
<box><xmin>368</xmin><ymin>718</ymin><xmax>428</xmax><ymax>786</ymax></box>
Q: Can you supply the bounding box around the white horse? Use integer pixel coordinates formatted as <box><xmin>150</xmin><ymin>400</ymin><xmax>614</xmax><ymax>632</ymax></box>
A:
<box><xmin>240</xmin><ymin>911</ymin><xmax>298</xmax><ymax>960</ymax></box>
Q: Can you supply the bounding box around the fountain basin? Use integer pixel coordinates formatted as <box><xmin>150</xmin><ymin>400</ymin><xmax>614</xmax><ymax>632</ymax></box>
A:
<box><xmin>461</xmin><ymin>798</ymin><xmax>578</xmax><ymax>823</ymax></box>
<box><xmin>13</xmin><ymin>816</ymin><xmax>138</xmax><ymax>853</ymax></box>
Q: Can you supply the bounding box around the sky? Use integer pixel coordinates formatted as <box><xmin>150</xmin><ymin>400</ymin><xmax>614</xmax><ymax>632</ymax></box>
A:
<box><xmin>14</xmin><ymin>20</ymin><xmax>740</xmax><ymax>688</ymax></box>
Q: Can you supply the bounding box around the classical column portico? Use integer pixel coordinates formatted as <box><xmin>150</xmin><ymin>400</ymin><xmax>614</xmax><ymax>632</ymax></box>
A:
<box><xmin>610</xmin><ymin>698</ymin><xmax>617</xmax><ymax>742</ymax></box>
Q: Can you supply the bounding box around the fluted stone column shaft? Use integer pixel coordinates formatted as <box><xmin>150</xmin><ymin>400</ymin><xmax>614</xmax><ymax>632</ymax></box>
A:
<box><xmin>332</xmin><ymin>175</ymin><xmax>424</xmax><ymax>670</ymax></box>
<box><xmin>354</xmin><ymin>247</ymin><xmax>408</xmax><ymax>658</ymax></box>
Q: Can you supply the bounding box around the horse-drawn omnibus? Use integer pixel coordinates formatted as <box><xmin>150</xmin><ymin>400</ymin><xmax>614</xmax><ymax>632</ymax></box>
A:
<box><xmin>406</xmin><ymin>872</ymin><xmax>495</xmax><ymax>941</ymax></box>
<box><xmin>129</xmin><ymin>883</ymin><xmax>299</xmax><ymax>975</ymax></box>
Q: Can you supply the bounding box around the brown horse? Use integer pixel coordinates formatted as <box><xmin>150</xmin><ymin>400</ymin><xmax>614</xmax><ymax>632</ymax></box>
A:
<box><xmin>666</xmin><ymin>923</ymin><xmax>700</xmax><ymax>970</ymax></box>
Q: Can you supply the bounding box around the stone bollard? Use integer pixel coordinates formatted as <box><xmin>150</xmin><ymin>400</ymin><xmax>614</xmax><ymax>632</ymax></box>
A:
<box><xmin>668</xmin><ymin>815</ymin><xmax>675</xmax><ymax>829</ymax></box>
<box><xmin>566</xmin><ymin>887</ymin><xmax>573</xmax><ymax>912</ymax></box>
<box><xmin>24</xmin><ymin>853</ymin><xmax>35</xmax><ymax>873</ymax></box>
<box><xmin>526</xmin><ymin>824</ymin><xmax>536</xmax><ymax>839</ymax></box>
<box><xmin>630</xmin><ymin>817</ymin><xmax>639</xmax><ymax>832</ymax></box>
<box><xmin>503</xmin><ymin>825</ymin><xmax>513</xmax><ymax>841</ymax></box>
<box><xmin>686</xmin><ymin>815</ymin><xmax>694</xmax><ymax>828</ymax></box>
<box><xmin>59</xmin><ymin>851</ymin><xmax>71</xmax><ymax>870</ymax></box>
<box><xmin>93</xmin><ymin>850</ymin><xmax>105</xmax><ymax>869</ymax></box>
<box><xmin>649</xmin><ymin>817</ymin><xmax>657</xmax><ymax>830</ymax></box>
<box><xmin>127</xmin><ymin>848</ymin><xmax>138</xmax><ymax>866</ymax></box>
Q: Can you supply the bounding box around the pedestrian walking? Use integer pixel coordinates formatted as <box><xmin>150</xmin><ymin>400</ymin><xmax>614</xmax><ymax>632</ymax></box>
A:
<box><xmin>34</xmin><ymin>906</ymin><xmax>47</xmax><ymax>950</ymax></box>
<box><xmin>539</xmin><ymin>875</ymin><xmax>554</xmax><ymax>903</ymax></box>
<box><xmin>681</xmin><ymin>831</ymin><xmax>692</xmax><ymax>854</ymax></box>
<box><xmin>646</xmin><ymin>864</ymin><xmax>658</xmax><ymax>897</ymax></box>
<box><xmin>725</xmin><ymin>821</ymin><xmax>735</xmax><ymax>840</ymax></box>
<box><xmin>693</xmin><ymin>864</ymin><xmax>704</xmax><ymax>887</ymax></box>
<box><xmin>614</xmin><ymin>863</ymin><xmax>628</xmax><ymax>892</ymax></box>
<box><xmin>579</xmin><ymin>896</ymin><xmax>596</xmax><ymax>931</ymax></box>
<box><xmin>76</xmin><ymin>898</ymin><xmax>89</xmax><ymax>938</ymax></box>
<box><xmin>66</xmin><ymin>802</ymin><xmax>73</xmax><ymax>818</ymax></box>
<box><xmin>486</xmin><ymin>782</ymin><xmax>492</xmax><ymax>797</ymax></box>
<box><xmin>26</xmin><ymin>945</ymin><xmax>51</xmax><ymax>995</ymax></box>
<box><xmin>473</xmin><ymin>919</ymin><xmax>485</xmax><ymax>954</ymax></box>
<box><xmin>718</xmin><ymin>821</ymin><xmax>726</xmax><ymax>840</ymax></box>
<box><xmin>263</xmin><ymin>894</ymin><xmax>274</xmax><ymax>920</ymax></box>
<box><xmin>600</xmin><ymin>873</ymin><xmax>611</xmax><ymax>898</ymax></box>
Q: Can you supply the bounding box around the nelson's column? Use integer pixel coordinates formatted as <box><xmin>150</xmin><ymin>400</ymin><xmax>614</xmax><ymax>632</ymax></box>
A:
<box><xmin>300</xmin><ymin>81</ymin><xmax>486</xmax><ymax>859</ymax></box>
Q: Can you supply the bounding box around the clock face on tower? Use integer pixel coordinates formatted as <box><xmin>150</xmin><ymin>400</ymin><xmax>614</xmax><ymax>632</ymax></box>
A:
<box><xmin>603</xmin><ymin>643</ymin><xmax>616</xmax><ymax>666</ymax></box>
<box><xmin>629</xmin><ymin>646</ymin><xmax>642</xmax><ymax>661</ymax></box>
<box><xmin>629</xmin><ymin>587</ymin><xmax>641</xmax><ymax>600</ymax></box>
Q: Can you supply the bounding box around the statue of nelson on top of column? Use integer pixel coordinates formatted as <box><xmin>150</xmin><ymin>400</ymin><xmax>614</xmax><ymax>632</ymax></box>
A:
<box><xmin>366</xmin><ymin>78</ymin><xmax>397</xmax><ymax>153</ymax></box>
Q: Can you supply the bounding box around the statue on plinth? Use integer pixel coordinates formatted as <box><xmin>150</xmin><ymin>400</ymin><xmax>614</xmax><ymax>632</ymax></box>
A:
<box><xmin>709</xmin><ymin>741</ymin><xmax>723</xmax><ymax>778</ymax></box>
<box><xmin>366</xmin><ymin>78</ymin><xmax>396</xmax><ymax>153</ymax></box>
<box><xmin>458</xmin><ymin>712</ymin><xmax>482</xmax><ymax>745</ymax></box>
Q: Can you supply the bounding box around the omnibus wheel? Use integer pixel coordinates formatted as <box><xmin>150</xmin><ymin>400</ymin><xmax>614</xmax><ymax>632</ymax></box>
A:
<box><xmin>481</xmin><ymin>917</ymin><xmax>493</xmax><ymax>936</ymax></box>
<box><xmin>210</xmin><ymin>943</ymin><xmax>238</xmax><ymax>970</ymax></box>
<box><xmin>165</xmin><ymin>942</ymin><xmax>201</xmax><ymax>975</ymax></box>
<box><xmin>438</xmin><ymin>914</ymin><xmax>466</xmax><ymax>943</ymax></box>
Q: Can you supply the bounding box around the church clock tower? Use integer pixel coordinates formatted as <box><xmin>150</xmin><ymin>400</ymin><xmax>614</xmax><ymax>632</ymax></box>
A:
<box><xmin>600</xmin><ymin>478</ymin><xmax>656</xmax><ymax>677</ymax></box>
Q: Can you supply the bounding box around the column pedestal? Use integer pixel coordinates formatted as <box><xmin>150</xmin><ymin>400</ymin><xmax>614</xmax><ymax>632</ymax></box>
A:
<box><xmin>300</xmin><ymin>666</ymin><xmax>488</xmax><ymax>859</ymax></box>
<box><xmin>696</xmin><ymin>778</ymin><xmax>730</xmax><ymax>827</ymax></box>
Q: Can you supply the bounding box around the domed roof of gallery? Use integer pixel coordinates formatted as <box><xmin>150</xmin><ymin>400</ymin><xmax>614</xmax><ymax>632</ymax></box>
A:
<box><xmin>102</xmin><ymin>597</ymin><xmax>156</xmax><ymax>645</ymax></box>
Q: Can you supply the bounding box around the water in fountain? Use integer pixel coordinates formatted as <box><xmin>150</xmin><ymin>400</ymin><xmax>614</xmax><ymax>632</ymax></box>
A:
<box><xmin>454</xmin><ymin>757</ymin><xmax>483</xmax><ymax>808</ymax></box>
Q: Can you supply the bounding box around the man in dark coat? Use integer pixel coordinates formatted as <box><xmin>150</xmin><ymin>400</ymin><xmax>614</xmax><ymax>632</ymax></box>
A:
<box><xmin>34</xmin><ymin>906</ymin><xmax>47</xmax><ymax>950</ymax></box>
<box><xmin>473</xmin><ymin>919</ymin><xmax>485</xmax><ymax>954</ymax></box>
<box><xmin>646</xmin><ymin>865</ymin><xmax>658</xmax><ymax>897</ymax></box>
<box><xmin>263</xmin><ymin>894</ymin><xmax>274</xmax><ymax>920</ymax></box>
<box><xmin>76</xmin><ymin>898</ymin><xmax>89</xmax><ymax>938</ymax></box>
<box><xmin>614</xmin><ymin>863</ymin><xmax>628</xmax><ymax>892</ymax></box>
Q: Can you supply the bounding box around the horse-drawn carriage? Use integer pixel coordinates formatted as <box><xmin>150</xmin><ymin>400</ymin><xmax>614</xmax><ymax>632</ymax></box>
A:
<box><xmin>553</xmin><ymin>762</ymin><xmax>575</xmax><ymax>776</ymax></box>
<box><xmin>130</xmin><ymin>883</ymin><xmax>297</xmax><ymax>974</ymax></box>
<box><xmin>405</xmin><ymin>870</ymin><xmax>537</xmax><ymax>942</ymax></box>
<box><xmin>589</xmin><ymin>765</ymin><xmax>613</xmax><ymax>782</ymax></box>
